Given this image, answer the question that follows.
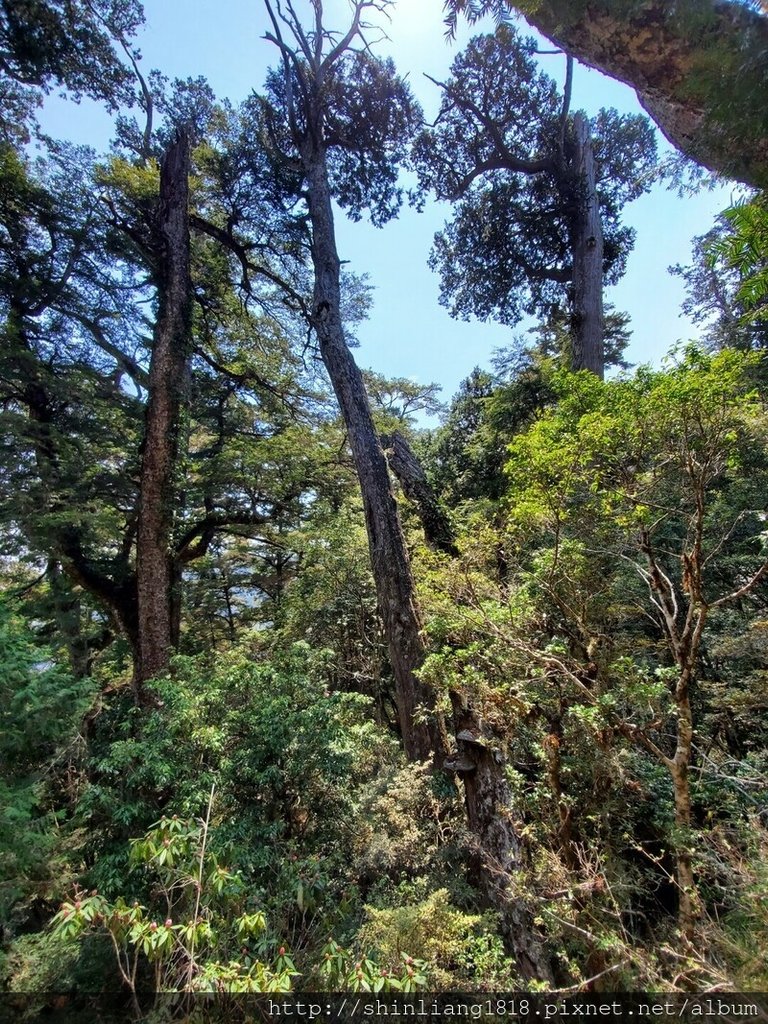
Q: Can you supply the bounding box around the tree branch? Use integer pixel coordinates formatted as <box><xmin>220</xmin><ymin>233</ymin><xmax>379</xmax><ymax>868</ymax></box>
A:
<box><xmin>426</xmin><ymin>72</ymin><xmax>552</xmax><ymax>179</ymax></box>
<box><xmin>711</xmin><ymin>558</ymin><xmax>768</xmax><ymax>609</ymax></box>
<box><xmin>189</xmin><ymin>213</ymin><xmax>310</xmax><ymax>316</ymax></box>
<box><xmin>176</xmin><ymin>511</ymin><xmax>270</xmax><ymax>563</ymax></box>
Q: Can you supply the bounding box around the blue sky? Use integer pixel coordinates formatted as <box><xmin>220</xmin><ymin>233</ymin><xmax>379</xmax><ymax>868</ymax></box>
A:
<box><xmin>40</xmin><ymin>0</ymin><xmax>737</xmax><ymax>412</ymax></box>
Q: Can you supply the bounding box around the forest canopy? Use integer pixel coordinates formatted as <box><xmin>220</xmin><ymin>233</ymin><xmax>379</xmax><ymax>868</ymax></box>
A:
<box><xmin>1</xmin><ymin>0</ymin><xmax>767</xmax><ymax>1011</ymax></box>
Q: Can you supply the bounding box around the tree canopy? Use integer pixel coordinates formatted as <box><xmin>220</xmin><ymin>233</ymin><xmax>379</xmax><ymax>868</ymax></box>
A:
<box><xmin>415</xmin><ymin>26</ymin><xmax>656</xmax><ymax>374</ymax></box>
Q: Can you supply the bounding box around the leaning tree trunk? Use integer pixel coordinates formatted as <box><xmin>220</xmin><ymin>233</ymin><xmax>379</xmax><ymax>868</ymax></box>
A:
<box><xmin>135</xmin><ymin>131</ymin><xmax>192</xmax><ymax>695</ymax></box>
<box><xmin>381</xmin><ymin>430</ymin><xmax>458</xmax><ymax>557</ymax></box>
<box><xmin>303</xmin><ymin>146</ymin><xmax>447</xmax><ymax>763</ymax></box>
<box><xmin>570</xmin><ymin>113</ymin><xmax>604</xmax><ymax>378</ymax></box>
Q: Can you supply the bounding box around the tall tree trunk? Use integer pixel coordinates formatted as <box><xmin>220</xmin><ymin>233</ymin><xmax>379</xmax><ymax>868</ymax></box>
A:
<box><xmin>570</xmin><ymin>113</ymin><xmax>604</xmax><ymax>378</ymax></box>
<box><xmin>302</xmin><ymin>148</ymin><xmax>447</xmax><ymax>763</ymax></box>
<box><xmin>264</xmin><ymin>2</ymin><xmax>549</xmax><ymax>976</ymax></box>
<box><xmin>135</xmin><ymin>131</ymin><xmax>192</xmax><ymax>695</ymax></box>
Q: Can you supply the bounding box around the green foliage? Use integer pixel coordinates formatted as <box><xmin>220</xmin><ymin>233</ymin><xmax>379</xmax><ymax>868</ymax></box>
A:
<box><xmin>0</xmin><ymin>0</ymin><xmax>144</xmax><ymax>111</ymax></box>
<box><xmin>718</xmin><ymin>823</ymin><xmax>768</xmax><ymax>989</ymax></box>
<box><xmin>78</xmin><ymin>643</ymin><xmax>382</xmax><ymax>893</ymax></box>
<box><xmin>95</xmin><ymin>155</ymin><xmax>160</xmax><ymax>210</ymax></box>
<box><xmin>506</xmin><ymin>348</ymin><xmax>767</xmax><ymax>547</ymax></box>
<box><xmin>2</xmin><ymin>0</ymin><xmax>768</xmax><ymax>995</ymax></box>
<box><xmin>1</xmin><ymin>928</ymin><xmax>113</xmax><ymax>1005</ymax></box>
<box><xmin>442</xmin><ymin>0</ymin><xmax>515</xmax><ymax>40</ymax></box>
<box><xmin>709</xmin><ymin>194</ymin><xmax>768</xmax><ymax>331</ymax></box>
<box><xmin>323</xmin><ymin>53</ymin><xmax>424</xmax><ymax>228</ymax></box>
<box><xmin>353</xmin><ymin>762</ymin><xmax>462</xmax><ymax>885</ymax></box>
<box><xmin>0</xmin><ymin>108</ymin><xmax>338</xmax><ymax>662</ymax></box>
<box><xmin>422</xmin><ymin>368</ymin><xmax>503</xmax><ymax>504</ymax></box>
<box><xmin>415</xmin><ymin>26</ymin><xmax>656</xmax><ymax>331</ymax></box>
<box><xmin>418</xmin><ymin>346</ymin><xmax>768</xmax><ymax>984</ymax></box>
<box><xmin>262</xmin><ymin>47</ymin><xmax>423</xmax><ymax>228</ymax></box>
<box><xmin>52</xmin><ymin>814</ymin><xmax>296</xmax><ymax>993</ymax></box>
<box><xmin>359</xmin><ymin>889</ymin><xmax>500</xmax><ymax>991</ymax></box>
<box><xmin>0</xmin><ymin>594</ymin><xmax>92</xmax><ymax>924</ymax></box>
<box><xmin>363</xmin><ymin>370</ymin><xmax>446</xmax><ymax>432</ymax></box>
<box><xmin>671</xmin><ymin>214</ymin><xmax>768</xmax><ymax>352</ymax></box>
<box><xmin>317</xmin><ymin>938</ymin><xmax>429</xmax><ymax>993</ymax></box>
<box><xmin>274</xmin><ymin>500</ymin><xmax>387</xmax><ymax>698</ymax></box>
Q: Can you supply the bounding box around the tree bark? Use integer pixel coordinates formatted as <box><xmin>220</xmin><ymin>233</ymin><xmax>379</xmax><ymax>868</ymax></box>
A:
<box><xmin>640</xmin><ymin>531</ymin><xmax>704</xmax><ymax>942</ymax></box>
<box><xmin>303</xmin><ymin>148</ymin><xmax>448</xmax><ymax>763</ymax></box>
<box><xmin>670</xmin><ymin>670</ymin><xmax>697</xmax><ymax>944</ymax></box>
<box><xmin>135</xmin><ymin>131</ymin><xmax>192</xmax><ymax>694</ymax></box>
<box><xmin>511</xmin><ymin>0</ymin><xmax>768</xmax><ymax>188</ymax></box>
<box><xmin>381</xmin><ymin>430</ymin><xmax>459</xmax><ymax>557</ymax></box>
<box><xmin>447</xmin><ymin>698</ymin><xmax>555</xmax><ymax>983</ymax></box>
<box><xmin>570</xmin><ymin>113</ymin><xmax>604</xmax><ymax>378</ymax></box>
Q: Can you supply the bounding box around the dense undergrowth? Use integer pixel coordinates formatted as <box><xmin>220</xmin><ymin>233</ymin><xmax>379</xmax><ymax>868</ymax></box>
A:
<box><xmin>2</xmin><ymin>350</ymin><xmax>768</xmax><ymax>1012</ymax></box>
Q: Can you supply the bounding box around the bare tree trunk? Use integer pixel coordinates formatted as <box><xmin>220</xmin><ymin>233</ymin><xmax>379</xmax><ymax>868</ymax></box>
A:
<box><xmin>135</xmin><ymin>131</ymin><xmax>192</xmax><ymax>694</ymax></box>
<box><xmin>671</xmin><ymin>664</ymin><xmax>698</xmax><ymax>942</ymax></box>
<box><xmin>448</xmin><ymin>699</ymin><xmax>555</xmax><ymax>983</ymax></box>
<box><xmin>303</xmin><ymin>150</ymin><xmax>447</xmax><ymax>763</ymax></box>
<box><xmin>570</xmin><ymin>113</ymin><xmax>604</xmax><ymax>378</ymax></box>
<box><xmin>381</xmin><ymin>430</ymin><xmax>458</xmax><ymax>556</ymax></box>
